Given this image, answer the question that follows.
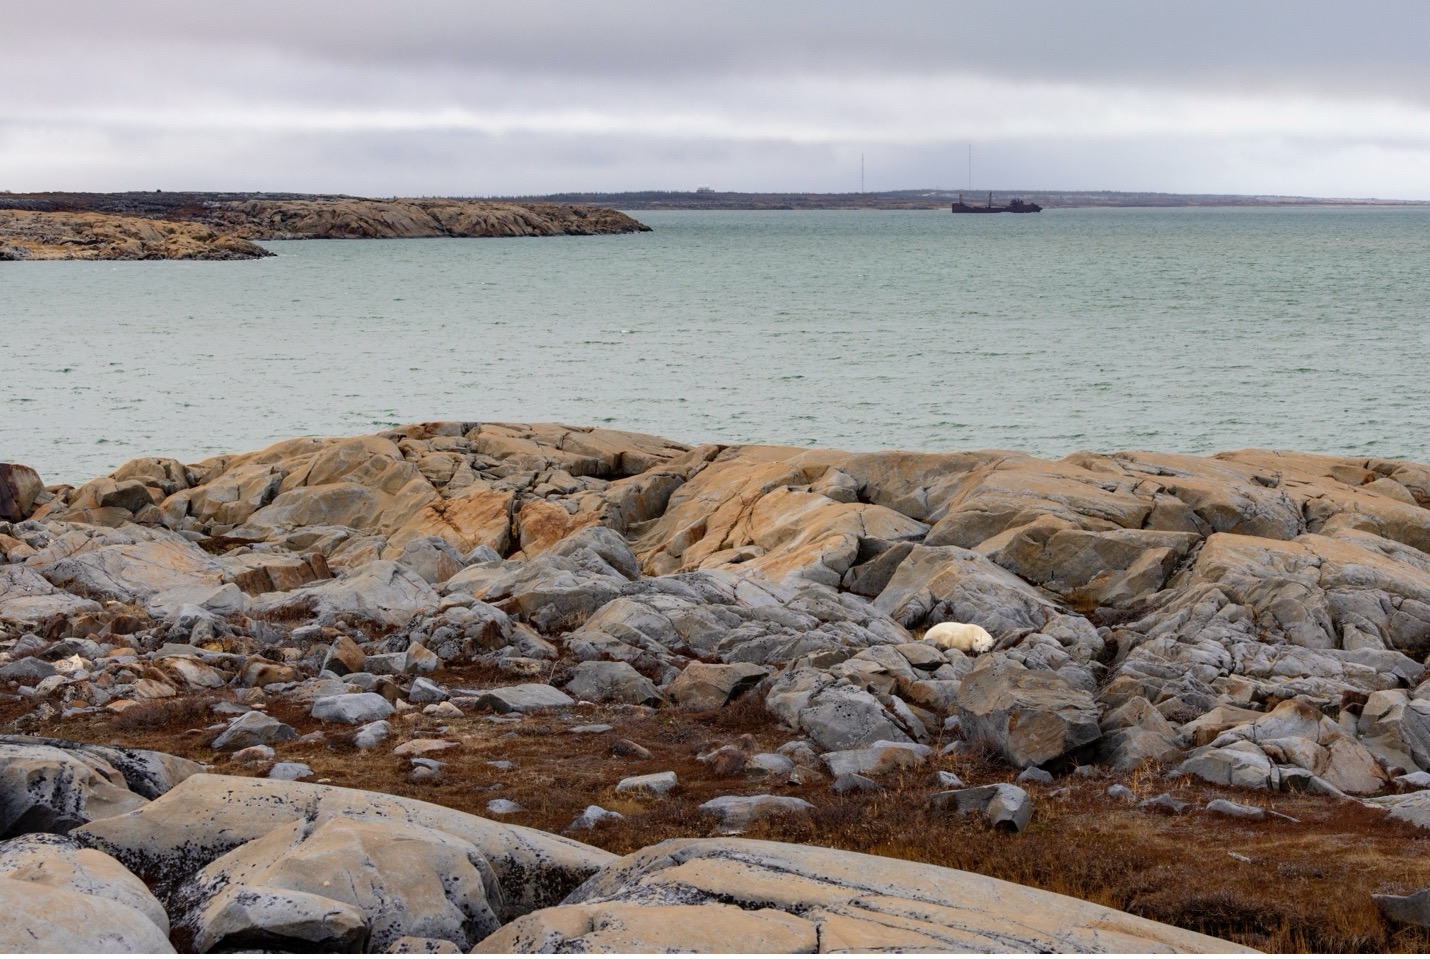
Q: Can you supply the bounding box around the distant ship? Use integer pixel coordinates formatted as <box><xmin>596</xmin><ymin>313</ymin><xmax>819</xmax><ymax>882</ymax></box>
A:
<box><xmin>951</xmin><ymin>193</ymin><xmax>1042</xmax><ymax>214</ymax></box>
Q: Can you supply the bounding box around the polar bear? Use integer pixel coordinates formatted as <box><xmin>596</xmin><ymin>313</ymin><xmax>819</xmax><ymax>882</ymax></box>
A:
<box><xmin>924</xmin><ymin>621</ymin><xmax>995</xmax><ymax>655</ymax></box>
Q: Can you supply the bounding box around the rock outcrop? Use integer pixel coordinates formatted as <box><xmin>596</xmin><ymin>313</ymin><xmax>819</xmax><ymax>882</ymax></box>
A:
<box><xmin>475</xmin><ymin>838</ymin><xmax>1250</xmax><ymax>953</ymax></box>
<box><xmin>0</xmin><ymin>193</ymin><xmax>650</xmax><ymax>261</ymax></box>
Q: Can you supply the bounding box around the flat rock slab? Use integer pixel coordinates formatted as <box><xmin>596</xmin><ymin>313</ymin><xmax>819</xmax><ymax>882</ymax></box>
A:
<box><xmin>465</xmin><ymin>684</ymin><xmax>575</xmax><ymax>713</ymax></box>
<box><xmin>488</xmin><ymin>837</ymin><xmax>1254</xmax><ymax>953</ymax></box>
<box><xmin>311</xmin><ymin>692</ymin><xmax>395</xmax><ymax>725</ymax></box>
<box><xmin>73</xmin><ymin>774</ymin><xmax>617</xmax><ymax>924</ymax></box>
<box><xmin>614</xmin><ymin>771</ymin><xmax>677</xmax><ymax>798</ymax></box>
<box><xmin>821</xmin><ymin>741</ymin><xmax>931</xmax><ymax>778</ymax></box>
<box><xmin>697</xmin><ymin>795</ymin><xmax>815</xmax><ymax>834</ymax></box>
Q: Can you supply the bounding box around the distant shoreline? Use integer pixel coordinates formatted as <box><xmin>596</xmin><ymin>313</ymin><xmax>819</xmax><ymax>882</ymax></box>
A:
<box><xmin>506</xmin><ymin>189</ymin><xmax>1430</xmax><ymax>211</ymax></box>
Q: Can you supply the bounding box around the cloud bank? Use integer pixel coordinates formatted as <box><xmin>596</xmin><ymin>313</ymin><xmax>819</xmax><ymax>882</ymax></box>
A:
<box><xmin>4</xmin><ymin>1</ymin><xmax>1428</xmax><ymax>197</ymax></box>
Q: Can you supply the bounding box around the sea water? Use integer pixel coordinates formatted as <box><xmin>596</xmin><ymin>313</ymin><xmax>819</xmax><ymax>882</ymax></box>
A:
<box><xmin>2</xmin><ymin>206</ymin><xmax>1427</xmax><ymax>484</ymax></box>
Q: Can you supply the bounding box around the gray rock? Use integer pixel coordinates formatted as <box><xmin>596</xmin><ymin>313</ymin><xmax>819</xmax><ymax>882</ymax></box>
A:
<box><xmin>958</xmin><ymin>657</ymin><xmax>1101</xmax><ymax>769</ymax></box>
<box><xmin>831</xmin><ymin>773</ymin><xmax>881</xmax><ymax>794</ymax></box>
<box><xmin>1139</xmin><ymin>793</ymin><xmax>1188</xmax><ymax>815</ymax></box>
<box><xmin>173</xmin><ymin>815</ymin><xmax>501</xmax><ymax>952</ymax></box>
<box><xmin>565</xmin><ymin>805</ymin><xmax>624</xmax><ymax>831</ymax></box>
<box><xmin>408</xmin><ymin>677</ymin><xmax>449</xmax><ymax>704</ymax></box>
<box><xmin>821</xmin><ymin>741</ymin><xmax>931</xmax><ymax>778</ymax></box>
<box><xmin>0</xmin><ymin>657</ymin><xmax>58</xmax><ymax>683</ymax></box>
<box><xmin>667</xmin><ymin>662</ymin><xmax>771</xmax><ymax>710</ymax></box>
<box><xmin>1373</xmin><ymin>888</ymin><xmax>1430</xmax><ymax>929</ymax></box>
<box><xmin>934</xmin><ymin>770</ymin><xmax>966</xmax><ymax>789</ymax></box>
<box><xmin>486</xmin><ymin>799</ymin><xmax>523</xmax><ymax>815</ymax></box>
<box><xmin>364</xmin><ymin>652</ymin><xmax>408</xmax><ymax>676</ymax></box>
<box><xmin>565</xmin><ymin>661</ymin><xmax>664</xmax><ymax>707</ymax></box>
<box><xmin>0</xmin><ymin>832</ymin><xmax>170</xmax><ymax>935</ymax></box>
<box><xmin>0</xmin><ymin>875</ymin><xmax>175</xmax><ymax>953</ymax></box>
<box><xmin>614</xmin><ymin>771</ymin><xmax>677</xmax><ymax>798</ymax></box>
<box><xmin>212</xmin><ymin>710</ymin><xmax>296</xmax><ymax>751</ymax></box>
<box><xmin>477</xmin><ymin>837</ymin><xmax>1252</xmax><ymax>953</ymax></box>
<box><xmin>931</xmin><ymin>783</ymin><xmax>1033</xmax><ymax>832</ymax></box>
<box><xmin>250</xmin><ymin>560</ymin><xmax>440</xmax><ymax>627</ymax></box>
<box><xmin>1107</xmin><ymin>784</ymin><xmax>1135</xmax><ymax>801</ymax></box>
<box><xmin>1205</xmin><ymin>799</ymin><xmax>1264</xmax><ymax>819</ymax></box>
<box><xmin>268</xmin><ymin>763</ymin><xmax>313</xmax><ymax>781</ymax></box>
<box><xmin>1016</xmin><ymin>766</ymin><xmax>1054</xmax><ymax>785</ymax></box>
<box><xmin>467</xmin><ymin>683</ymin><xmax>575</xmax><ymax>713</ymax></box>
<box><xmin>386</xmin><ymin>935</ymin><xmax>463</xmax><ymax>954</ymax></box>
<box><xmin>1174</xmin><ymin>744</ymin><xmax>1275</xmax><ymax>790</ymax></box>
<box><xmin>311</xmin><ymin>692</ymin><xmax>395</xmax><ymax>725</ymax></box>
<box><xmin>793</xmin><ymin>683</ymin><xmax>912</xmax><ymax>751</ymax></box>
<box><xmin>1396</xmin><ymin>771</ymin><xmax>1430</xmax><ymax>790</ymax></box>
<box><xmin>354</xmin><ymin>720</ymin><xmax>393</xmax><ymax>749</ymax></box>
<box><xmin>698</xmin><ymin>795</ymin><xmax>815</xmax><ymax>833</ymax></box>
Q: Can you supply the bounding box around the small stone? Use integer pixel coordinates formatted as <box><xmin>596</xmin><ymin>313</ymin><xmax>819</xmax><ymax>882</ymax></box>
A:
<box><xmin>931</xmin><ymin>783</ymin><xmax>1033</xmax><ymax>832</ymax></box>
<box><xmin>569</xmin><ymin>723</ymin><xmax>613</xmax><ymax>734</ymax></box>
<box><xmin>1016</xmin><ymin>767</ymin><xmax>1054</xmax><ymax>785</ymax></box>
<box><xmin>611</xmin><ymin>739</ymin><xmax>653</xmax><ymax>760</ymax></box>
<box><xmin>1107</xmin><ymin>784</ymin><xmax>1135</xmax><ymax>801</ymax></box>
<box><xmin>486</xmin><ymin>799</ymin><xmax>523</xmax><ymax>815</ymax></box>
<box><xmin>422</xmin><ymin>702</ymin><xmax>463</xmax><ymax>719</ymax></box>
<box><xmin>393</xmin><ymin>739</ymin><xmax>459</xmax><ymax>757</ymax></box>
<box><xmin>407</xmin><ymin>765</ymin><xmax>440</xmax><ymax>784</ymax></box>
<box><xmin>566</xmin><ymin>804</ymin><xmax>624</xmax><ymax>831</ymax></box>
<box><xmin>934</xmin><ymin>770</ymin><xmax>965</xmax><ymax>789</ymax></box>
<box><xmin>231</xmin><ymin>745</ymin><xmax>275</xmax><ymax>763</ymax></box>
<box><xmin>407</xmin><ymin>677</ymin><xmax>448</xmax><ymax>704</ymax></box>
<box><xmin>353</xmin><ymin>719</ymin><xmax>392</xmax><ymax>749</ymax></box>
<box><xmin>832</xmin><ymin>773</ymin><xmax>881</xmax><ymax>794</ymax></box>
<box><xmin>614</xmin><ymin>771</ymin><xmax>677</xmax><ymax>798</ymax></box>
<box><xmin>268</xmin><ymin>762</ymin><xmax>313</xmax><ymax>781</ymax></box>
<box><xmin>312</xmin><ymin>692</ymin><xmax>395</xmax><ymax>725</ymax></box>
<box><xmin>487</xmin><ymin>760</ymin><xmax>514</xmax><ymax>770</ymax></box>
<box><xmin>698</xmin><ymin>794</ymin><xmax>814</xmax><ymax>833</ymax></box>
<box><xmin>1205</xmin><ymin>799</ymin><xmax>1265</xmax><ymax>819</ymax></box>
<box><xmin>1139</xmin><ymin>792</ymin><xmax>1188</xmax><ymax>815</ymax></box>
<box><xmin>212</xmin><ymin>710</ymin><xmax>296</xmax><ymax>751</ymax></box>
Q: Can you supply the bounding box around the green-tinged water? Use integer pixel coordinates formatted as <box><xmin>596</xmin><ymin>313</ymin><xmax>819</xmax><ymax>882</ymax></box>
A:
<box><xmin>2</xmin><ymin>206</ymin><xmax>1427</xmax><ymax>484</ymax></box>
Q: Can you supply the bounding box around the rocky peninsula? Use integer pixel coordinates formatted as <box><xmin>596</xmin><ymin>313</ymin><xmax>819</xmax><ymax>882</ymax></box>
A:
<box><xmin>0</xmin><ymin>193</ymin><xmax>650</xmax><ymax>260</ymax></box>
<box><xmin>3</xmin><ymin>424</ymin><xmax>1430</xmax><ymax>951</ymax></box>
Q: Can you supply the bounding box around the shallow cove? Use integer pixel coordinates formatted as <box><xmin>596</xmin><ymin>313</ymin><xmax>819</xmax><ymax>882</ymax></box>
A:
<box><xmin>2</xmin><ymin>206</ymin><xmax>1427</xmax><ymax>483</ymax></box>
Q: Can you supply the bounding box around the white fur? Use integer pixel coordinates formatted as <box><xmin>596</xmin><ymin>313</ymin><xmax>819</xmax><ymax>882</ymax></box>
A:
<box><xmin>924</xmin><ymin>621</ymin><xmax>995</xmax><ymax>654</ymax></box>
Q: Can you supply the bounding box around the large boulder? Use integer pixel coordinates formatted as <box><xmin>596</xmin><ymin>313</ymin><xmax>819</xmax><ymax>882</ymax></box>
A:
<box><xmin>0</xmin><ymin>833</ymin><xmax>169</xmax><ymax>934</ymax></box>
<box><xmin>476</xmin><ymin>838</ymin><xmax>1250</xmax><ymax>953</ymax></box>
<box><xmin>0</xmin><ymin>565</ymin><xmax>102</xmax><ymax>624</ymax></box>
<box><xmin>175</xmin><ymin>816</ymin><xmax>501</xmax><ymax>952</ymax></box>
<box><xmin>41</xmin><ymin>537</ymin><xmax>226</xmax><ymax>611</ymax></box>
<box><xmin>563</xmin><ymin>661</ymin><xmax>664</xmax><ymax>707</ymax></box>
<box><xmin>0</xmin><ymin>463</ymin><xmax>46</xmax><ymax>522</ymax></box>
<box><xmin>0</xmin><ymin>875</ymin><xmax>175</xmax><ymax>953</ymax></box>
<box><xmin>249</xmin><ymin>560</ymin><xmax>440</xmax><ymax>627</ymax></box>
<box><xmin>72</xmin><ymin>774</ymin><xmax>614</xmax><ymax>920</ymax></box>
<box><xmin>957</xmin><ymin>657</ymin><xmax>1101</xmax><ymax>768</ymax></box>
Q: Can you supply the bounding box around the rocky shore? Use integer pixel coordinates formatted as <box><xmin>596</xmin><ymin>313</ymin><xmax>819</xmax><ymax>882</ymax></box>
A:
<box><xmin>4</xmin><ymin>425</ymin><xmax>1430</xmax><ymax>951</ymax></box>
<box><xmin>0</xmin><ymin>193</ymin><xmax>649</xmax><ymax>260</ymax></box>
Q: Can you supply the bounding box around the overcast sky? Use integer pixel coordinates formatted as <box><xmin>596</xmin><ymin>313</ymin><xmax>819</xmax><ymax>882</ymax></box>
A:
<box><xmin>4</xmin><ymin>1</ymin><xmax>1429</xmax><ymax>198</ymax></box>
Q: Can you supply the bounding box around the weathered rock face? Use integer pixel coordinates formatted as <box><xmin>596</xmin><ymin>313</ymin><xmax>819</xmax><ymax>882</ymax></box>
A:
<box><xmin>0</xmin><ymin>832</ymin><xmax>170</xmax><ymax>934</ymax></box>
<box><xmin>0</xmin><ymin>875</ymin><xmax>176</xmax><ymax>952</ymax></box>
<box><xmin>0</xmin><ymin>735</ymin><xmax>202</xmax><ymax>839</ymax></box>
<box><xmin>0</xmin><ymin>208</ymin><xmax>270</xmax><ymax>260</ymax></box>
<box><xmin>72</xmin><ymin>774</ymin><xmax>615</xmax><ymax>920</ymax></box>
<box><xmin>176</xmin><ymin>816</ymin><xmax>502</xmax><ymax>952</ymax></box>
<box><xmin>0</xmin><ymin>195</ymin><xmax>649</xmax><ymax>261</ymax></box>
<box><xmin>0</xmin><ymin>464</ymin><xmax>45</xmax><ymax>522</ymax></box>
<box><xmin>477</xmin><ymin>838</ymin><xmax>1250</xmax><ymax>953</ymax></box>
<box><xmin>958</xmin><ymin>657</ymin><xmax>1102</xmax><ymax>768</ymax></box>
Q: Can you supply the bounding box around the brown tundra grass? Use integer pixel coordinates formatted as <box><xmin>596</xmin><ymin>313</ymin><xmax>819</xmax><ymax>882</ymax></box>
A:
<box><xmin>28</xmin><ymin>682</ymin><xmax>1430</xmax><ymax>954</ymax></box>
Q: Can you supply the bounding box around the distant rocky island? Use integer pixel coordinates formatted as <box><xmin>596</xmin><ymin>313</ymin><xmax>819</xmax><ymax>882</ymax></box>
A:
<box><xmin>3</xmin><ymin>424</ymin><xmax>1430</xmax><ymax>951</ymax></box>
<box><xmin>0</xmin><ymin>192</ymin><xmax>650</xmax><ymax>261</ymax></box>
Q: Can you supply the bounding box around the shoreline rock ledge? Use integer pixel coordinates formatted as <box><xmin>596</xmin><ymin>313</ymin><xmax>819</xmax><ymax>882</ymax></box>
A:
<box><xmin>0</xmin><ymin>193</ymin><xmax>650</xmax><ymax>261</ymax></box>
<box><xmin>3</xmin><ymin>421</ymin><xmax>1430</xmax><ymax>950</ymax></box>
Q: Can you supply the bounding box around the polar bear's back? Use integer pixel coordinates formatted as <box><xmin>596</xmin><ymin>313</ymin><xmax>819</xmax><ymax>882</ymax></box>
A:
<box><xmin>923</xmin><ymin>621</ymin><xmax>995</xmax><ymax>654</ymax></box>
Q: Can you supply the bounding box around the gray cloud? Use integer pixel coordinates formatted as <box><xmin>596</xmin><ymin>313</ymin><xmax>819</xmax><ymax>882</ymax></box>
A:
<box><xmin>3</xmin><ymin>1</ymin><xmax>1429</xmax><ymax>198</ymax></box>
